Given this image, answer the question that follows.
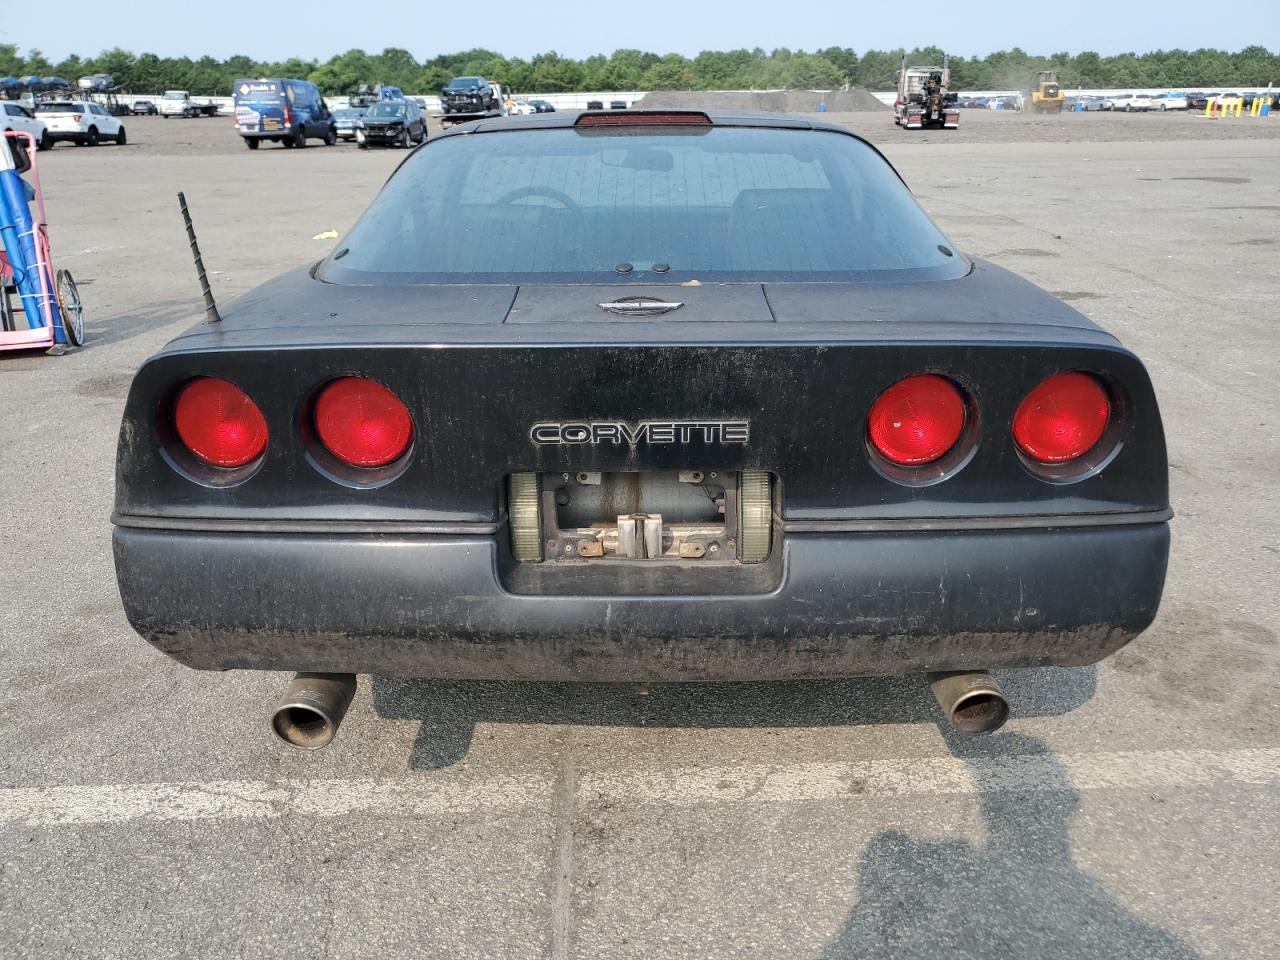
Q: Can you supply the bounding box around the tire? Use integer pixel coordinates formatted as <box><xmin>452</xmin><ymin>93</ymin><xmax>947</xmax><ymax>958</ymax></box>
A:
<box><xmin>56</xmin><ymin>269</ymin><xmax>84</xmax><ymax>346</ymax></box>
<box><xmin>323</xmin><ymin>126</ymin><xmax>336</xmax><ymax>146</ymax></box>
<box><xmin>245</xmin><ymin>138</ymin><xmax>259</xmax><ymax>150</ymax></box>
<box><xmin>116</xmin><ymin>127</ymin><xmax>127</xmax><ymax>145</ymax></box>
<box><xmin>292</xmin><ymin>125</ymin><xmax>306</xmax><ymax>148</ymax></box>
<box><xmin>38</xmin><ymin>131</ymin><xmax>51</xmax><ymax>151</ymax></box>
<box><xmin>85</xmin><ymin>126</ymin><xmax>99</xmax><ymax>146</ymax></box>
<box><xmin>398</xmin><ymin>129</ymin><xmax>408</xmax><ymax>148</ymax></box>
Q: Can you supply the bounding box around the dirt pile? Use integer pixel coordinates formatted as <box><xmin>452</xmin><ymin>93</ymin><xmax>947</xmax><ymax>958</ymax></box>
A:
<box><xmin>633</xmin><ymin>88</ymin><xmax>889</xmax><ymax>113</ymax></box>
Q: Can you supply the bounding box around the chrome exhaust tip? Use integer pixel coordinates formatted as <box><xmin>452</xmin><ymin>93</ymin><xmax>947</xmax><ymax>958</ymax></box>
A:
<box><xmin>928</xmin><ymin>671</ymin><xmax>1010</xmax><ymax>735</ymax></box>
<box><xmin>271</xmin><ymin>673</ymin><xmax>357</xmax><ymax>749</ymax></box>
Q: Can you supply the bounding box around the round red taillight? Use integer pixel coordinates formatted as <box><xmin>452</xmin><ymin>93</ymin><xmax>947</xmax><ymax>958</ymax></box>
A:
<box><xmin>1013</xmin><ymin>372</ymin><xmax>1110</xmax><ymax>464</ymax></box>
<box><xmin>867</xmin><ymin>374</ymin><xmax>967</xmax><ymax>466</ymax></box>
<box><xmin>173</xmin><ymin>377</ymin><xmax>268</xmax><ymax>468</ymax></box>
<box><xmin>313</xmin><ymin>377</ymin><xmax>413</xmax><ymax>468</ymax></box>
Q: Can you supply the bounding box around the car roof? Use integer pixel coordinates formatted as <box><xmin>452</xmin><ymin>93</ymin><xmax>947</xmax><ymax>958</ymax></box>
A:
<box><xmin>439</xmin><ymin>109</ymin><xmax>854</xmax><ymax>139</ymax></box>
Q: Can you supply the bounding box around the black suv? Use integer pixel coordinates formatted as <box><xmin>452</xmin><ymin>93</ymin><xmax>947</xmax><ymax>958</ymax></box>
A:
<box><xmin>440</xmin><ymin>76</ymin><xmax>496</xmax><ymax>114</ymax></box>
<box><xmin>357</xmin><ymin>100</ymin><xmax>426</xmax><ymax>148</ymax></box>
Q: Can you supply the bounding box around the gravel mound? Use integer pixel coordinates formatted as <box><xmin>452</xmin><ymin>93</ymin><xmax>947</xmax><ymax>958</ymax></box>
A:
<box><xmin>633</xmin><ymin>89</ymin><xmax>889</xmax><ymax>113</ymax></box>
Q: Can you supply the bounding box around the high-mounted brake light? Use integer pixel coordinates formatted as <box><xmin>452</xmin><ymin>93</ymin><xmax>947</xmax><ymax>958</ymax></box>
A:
<box><xmin>314</xmin><ymin>377</ymin><xmax>413</xmax><ymax>468</ymax></box>
<box><xmin>1013</xmin><ymin>372</ymin><xmax>1110</xmax><ymax>464</ymax></box>
<box><xmin>575</xmin><ymin>111</ymin><xmax>712</xmax><ymax>126</ymax></box>
<box><xmin>173</xmin><ymin>377</ymin><xmax>269</xmax><ymax>468</ymax></box>
<box><xmin>867</xmin><ymin>374</ymin><xmax>967</xmax><ymax>466</ymax></box>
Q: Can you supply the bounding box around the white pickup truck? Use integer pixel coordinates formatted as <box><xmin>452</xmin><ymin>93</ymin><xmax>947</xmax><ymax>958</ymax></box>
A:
<box><xmin>157</xmin><ymin>91</ymin><xmax>220</xmax><ymax>118</ymax></box>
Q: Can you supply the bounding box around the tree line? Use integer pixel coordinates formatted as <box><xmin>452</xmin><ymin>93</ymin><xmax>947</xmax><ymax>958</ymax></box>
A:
<box><xmin>3</xmin><ymin>43</ymin><xmax>1277</xmax><ymax>96</ymax></box>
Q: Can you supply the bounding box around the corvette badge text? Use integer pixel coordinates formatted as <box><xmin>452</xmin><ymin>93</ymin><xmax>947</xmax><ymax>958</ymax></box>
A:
<box><xmin>530</xmin><ymin>420</ymin><xmax>750</xmax><ymax>445</ymax></box>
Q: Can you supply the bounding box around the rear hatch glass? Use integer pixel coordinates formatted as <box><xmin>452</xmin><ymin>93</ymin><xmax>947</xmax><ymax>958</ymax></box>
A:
<box><xmin>320</xmin><ymin>126</ymin><xmax>968</xmax><ymax>285</ymax></box>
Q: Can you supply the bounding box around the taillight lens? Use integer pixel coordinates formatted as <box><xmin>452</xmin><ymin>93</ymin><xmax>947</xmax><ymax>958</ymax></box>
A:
<box><xmin>867</xmin><ymin>374</ymin><xmax>966</xmax><ymax>466</ymax></box>
<box><xmin>314</xmin><ymin>377</ymin><xmax>413</xmax><ymax>467</ymax></box>
<box><xmin>173</xmin><ymin>377</ymin><xmax>269</xmax><ymax>468</ymax></box>
<box><xmin>1013</xmin><ymin>372</ymin><xmax>1110</xmax><ymax>463</ymax></box>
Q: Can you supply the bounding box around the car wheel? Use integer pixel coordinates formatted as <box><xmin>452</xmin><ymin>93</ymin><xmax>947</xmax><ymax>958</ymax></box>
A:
<box><xmin>292</xmin><ymin>126</ymin><xmax>307</xmax><ymax>148</ymax></box>
<box><xmin>38</xmin><ymin>131</ymin><xmax>51</xmax><ymax>151</ymax></box>
<box><xmin>116</xmin><ymin>126</ymin><xmax>127</xmax><ymax>145</ymax></box>
<box><xmin>245</xmin><ymin>138</ymin><xmax>259</xmax><ymax>150</ymax></box>
<box><xmin>85</xmin><ymin>126</ymin><xmax>99</xmax><ymax>146</ymax></box>
<box><xmin>324</xmin><ymin>126</ymin><xmax>336</xmax><ymax>146</ymax></box>
<box><xmin>56</xmin><ymin>269</ymin><xmax>84</xmax><ymax>346</ymax></box>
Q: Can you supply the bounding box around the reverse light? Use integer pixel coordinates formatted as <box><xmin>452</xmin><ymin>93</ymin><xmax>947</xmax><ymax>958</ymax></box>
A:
<box><xmin>314</xmin><ymin>377</ymin><xmax>413</xmax><ymax>468</ymax></box>
<box><xmin>173</xmin><ymin>377</ymin><xmax>268</xmax><ymax>468</ymax></box>
<box><xmin>867</xmin><ymin>374</ymin><xmax>967</xmax><ymax>466</ymax></box>
<box><xmin>1013</xmin><ymin>372</ymin><xmax>1110</xmax><ymax>464</ymax></box>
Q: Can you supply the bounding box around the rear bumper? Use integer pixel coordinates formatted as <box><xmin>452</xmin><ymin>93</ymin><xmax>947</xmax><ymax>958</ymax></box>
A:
<box><xmin>113</xmin><ymin>520</ymin><xmax>1170</xmax><ymax>681</ymax></box>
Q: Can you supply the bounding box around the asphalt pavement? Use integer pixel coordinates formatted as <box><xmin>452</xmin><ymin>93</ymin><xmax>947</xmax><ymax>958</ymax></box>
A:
<box><xmin>1</xmin><ymin>110</ymin><xmax>1278</xmax><ymax>959</ymax></box>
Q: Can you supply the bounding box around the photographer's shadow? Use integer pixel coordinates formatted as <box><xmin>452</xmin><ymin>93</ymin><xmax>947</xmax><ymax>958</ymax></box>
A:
<box><xmin>820</xmin><ymin>731</ymin><xmax>1200</xmax><ymax>960</ymax></box>
<box><xmin>371</xmin><ymin>667</ymin><xmax>1097</xmax><ymax>770</ymax></box>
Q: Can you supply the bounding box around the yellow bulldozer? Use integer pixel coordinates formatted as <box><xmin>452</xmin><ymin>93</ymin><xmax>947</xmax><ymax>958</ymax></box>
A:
<box><xmin>1030</xmin><ymin>70</ymin><xmax>1065</xmax><ymax>113</ymax></box>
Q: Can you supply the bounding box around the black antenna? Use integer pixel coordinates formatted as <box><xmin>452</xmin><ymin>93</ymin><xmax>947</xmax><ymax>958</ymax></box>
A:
<box><xmin>177</xmin><ymin>191</ymin><xmax>221</xmax><ymax>324</ymax></box>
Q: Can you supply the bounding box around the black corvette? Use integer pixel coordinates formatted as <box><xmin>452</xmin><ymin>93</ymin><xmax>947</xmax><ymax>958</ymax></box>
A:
<box><xmin>113</xmin><ymin>111</ymin><xmax>1170</xmax><ymax>747</ymax></box>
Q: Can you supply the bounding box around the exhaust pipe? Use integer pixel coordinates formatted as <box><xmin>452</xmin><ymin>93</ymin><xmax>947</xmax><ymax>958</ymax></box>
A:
<box><xmin>271</xmin><ymin>673</ymin><xmax>357</xmax><ymax>749</ymax></box>
<box><xmin>928</xmin><ymin>671</ymin><xmax>1010</xmax><ymax>734</ymax></box>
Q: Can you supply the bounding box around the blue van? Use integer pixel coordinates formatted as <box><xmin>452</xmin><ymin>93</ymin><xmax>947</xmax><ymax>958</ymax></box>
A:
<box><xmin>233</xmin><ymin>78</ymin><xmax>335</xmax><ymax>150</ymax></box>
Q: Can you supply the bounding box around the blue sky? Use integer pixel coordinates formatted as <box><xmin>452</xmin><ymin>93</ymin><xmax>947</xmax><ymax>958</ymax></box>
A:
<box><xmin>4</xmin><ymin>0</ymin><xmax>1273</xmax><ymax>62</ymax></box>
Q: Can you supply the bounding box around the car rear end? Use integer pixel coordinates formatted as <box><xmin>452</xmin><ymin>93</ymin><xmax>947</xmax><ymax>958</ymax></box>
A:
<box><xmin>232</xmin><ymin>79</ymin><xmax>292</xmax><ymax>143</ymax></box>
<box><xmin>334</xmin><ymin>109</ymin><xmax>363</xmax><ymax>140</ymax></box>
<box><xmin>34</xmin><ymin>102</ymin><xmax>88</xmax><ymax>142</ymax></box>
<box><xmin>113</xmin><ymin>112</ymin><xmax>1170</xmax><ymax>688</ymax></box>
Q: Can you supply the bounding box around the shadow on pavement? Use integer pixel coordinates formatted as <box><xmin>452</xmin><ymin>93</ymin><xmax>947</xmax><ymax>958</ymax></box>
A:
<box><xmin>819</xmin><ymin>731</ymin><xmax>1201</xmax><ymax>960</ymax></box>
<box><xmin>371</xmin><ymin>667</ymin><xmax>1096</xmax><ymax>770</ymax></box>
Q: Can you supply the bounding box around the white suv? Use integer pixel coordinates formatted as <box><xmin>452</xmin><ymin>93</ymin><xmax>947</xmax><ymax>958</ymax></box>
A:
<box><xmin>34</xmin><ymin>100</ymin><xmax>126</xmax><ymax>147</ymax></box>
<box><xmin>2</xmin><ymin>103</ymin><xmax>50</xmax><ymax>150</ymax></box>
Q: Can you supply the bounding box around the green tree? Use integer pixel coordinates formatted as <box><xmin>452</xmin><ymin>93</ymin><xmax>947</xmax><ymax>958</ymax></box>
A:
<box><xmin>641</xmin><ymin>54</ymin><xmax>696</xmax><ymax>90</ymax></box>
<box><xmin>308</xmin><ymin>48</ymin><xmax>374</xmax><ymax>93</ymax></box>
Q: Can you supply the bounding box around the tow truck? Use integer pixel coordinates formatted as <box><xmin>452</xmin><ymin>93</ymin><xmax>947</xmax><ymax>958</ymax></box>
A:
<box><xmin>438</xmin><ymin>78</ymin><xmax>510</xmax><ymax>128</ymax></box>
<box><xmin>894</xmin><ymin>57</ymin><xmax>959</xmax><ymax>130</ymax></box>
<box><xmin>158</xmin><ymin>90</ymin><xmax>220</xmax><ymax>119</ymax></box>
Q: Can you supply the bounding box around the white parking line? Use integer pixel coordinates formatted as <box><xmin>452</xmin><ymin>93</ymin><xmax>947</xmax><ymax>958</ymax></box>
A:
<box><xmin>580</xmin><ymin>747</ymin><xmax>1280</xmax><ymax>806</ymax></box>
<box><xmin>0</xmin><ymin>776</ymin><xmax>556</xmax><ymax>828</ymax></box>
<box><xmin>2</xmin><ymin>748</ymin><xmax>1276</xmax><ymax>828</ymax></box>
